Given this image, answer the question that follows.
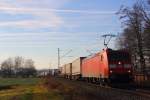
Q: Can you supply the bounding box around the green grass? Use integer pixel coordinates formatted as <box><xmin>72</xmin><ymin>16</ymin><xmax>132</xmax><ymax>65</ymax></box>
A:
<box><xmin>0</xmin><ymin>78</ymin><xmax>40</xmax><ymax>86</ymax></box>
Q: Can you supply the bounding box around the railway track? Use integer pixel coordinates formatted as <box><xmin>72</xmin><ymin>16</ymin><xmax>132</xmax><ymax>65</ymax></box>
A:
<box><xmin>68</xmin><ymin>78</ymin><xmax>150</xmax><ymax>99</ymax></box>
<box><xmin>135</xmin><ymin>89</ymin><xmax>150</xmax><ymax>98</ymax></box>
<box><xmin>54</xmin><ymin>77</ymin><xmax>150</xmax><ymax>100</ymax></box>
<box><xmin>110</xmin><ymin>87</ymin><xmax>150</xmax><ymax>98</ymax></box>
<box><xmin>86</xmin><ymin>82</ymin><xmax>150</xmax><ymax>99</ymax></box>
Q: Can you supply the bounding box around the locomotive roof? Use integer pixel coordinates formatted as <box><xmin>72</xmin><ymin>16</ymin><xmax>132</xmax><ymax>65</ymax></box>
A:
<box><xmin>84</xmin><ymin>49</ymin><xmax>106</xmax><ymax>60</ymax></box>
<box><xmin>70</xmin><ymin>56</ymin><xmax>86</xmax><ymax>62</ymax></box>
<box><xmin>84</xmin><ymin>48</ymin><xmax>129</xmax><ymax>60</ymax></box>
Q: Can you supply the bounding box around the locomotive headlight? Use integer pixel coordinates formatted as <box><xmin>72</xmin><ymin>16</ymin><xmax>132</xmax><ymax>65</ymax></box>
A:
<box><xmin>118</xmin><ymin>61</ymin><xmax>121</xmax><ymax>65</ymax></box>
<box><xmin>128</xmin><ymin>70</ymin><xmax>131</xmax><ymax>73</ymax></box>
<box><xmin>110</xmin><ymin>70</ymin><xmax>113</xmax><ymax>73</ymax></box>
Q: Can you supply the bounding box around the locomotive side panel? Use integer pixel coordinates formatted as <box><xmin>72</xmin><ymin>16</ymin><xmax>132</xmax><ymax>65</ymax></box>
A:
<box><xmin>82</xmin><ymin>54</ymin><xmax>100</xmax><ymax>78</ymax></box>
<box><xmin>88</xmin><ymin>55</ymin><xmax>101</xmax><ymax>77</ymax></box>
<box><xmin>82</xmin><ymin>50</ymin><xmax>109</xmax><ymax>79</ymax></box>
<box><xmin>102</xmin><ymin>51</ymin><xmax>109</xmax><ymax>78</ymax></box>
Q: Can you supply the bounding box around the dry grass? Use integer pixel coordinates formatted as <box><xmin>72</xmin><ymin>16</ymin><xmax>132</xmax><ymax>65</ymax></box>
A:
<box><xmin>44</xmin><ymin>76</ymin><xmax>150</xmax><ymax>100</ymax></box>
<box><xmin>0</xmin><ymin>78</ymin><xmax>63</xmax><ymax>100</ymax></box>
<box><xmin>43</xmin><ymin>76</ymin><xmax>101</xmax><ymax>100</ymax></box>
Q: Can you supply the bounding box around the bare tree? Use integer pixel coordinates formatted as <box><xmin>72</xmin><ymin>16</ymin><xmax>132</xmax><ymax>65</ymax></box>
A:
<box><xmin>117</xmin><ymin>1</ymin><xmax>148</xmax><ymax>73</ymax></box>
<box><xmin>0</xmin><ymin>57</ymin><xmax>37</xmax><ymax>77</ymax></box>
<box><xmin>24</xmin><ymin>59</ymin><xmax>35</xmax><ymax>68</ymax></box>
<box><xmin>14</xmin><ymin>56</ymin><xmax>24</xmax><ymax>76</ymax></box>
<box><xmin>1</xmin><ymin>58</ymin><xmax>14</xmax><ymax>77</ymax></box>
<box><xmin>23</xmin><ymin>59</ymin><xmax>37</xmax><ymax>77</ymax></box>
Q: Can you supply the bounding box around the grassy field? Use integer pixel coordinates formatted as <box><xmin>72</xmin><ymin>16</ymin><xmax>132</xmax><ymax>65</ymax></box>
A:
<box><xmin>0</xmin><ymin>77</ymin><xmax>149</xmax><ymax>100</ymax></box>
<box><xmin>0</xmin><ymin>77</ymin><xmax>63</xmax><ymax>100</ymax></box>
<box><xmin>0</xmin><ymin>78</ymin><xmax>40</xmax><ymax>86</ymax></box>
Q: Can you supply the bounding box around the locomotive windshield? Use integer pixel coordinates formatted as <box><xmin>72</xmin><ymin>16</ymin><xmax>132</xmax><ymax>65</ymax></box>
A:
<box><xmin>108</xmin><ymin>51</ymin><xmax>130</xmax><ymax>62</ymax></box>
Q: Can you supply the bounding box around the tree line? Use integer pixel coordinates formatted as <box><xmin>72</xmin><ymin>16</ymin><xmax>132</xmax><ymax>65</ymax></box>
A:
<box><xmin>117</xmin><ymin>0</ymin><xmax>150</xmax><ymax>73</ymax></box>
<box><xmin>0</xmin><ymin>56</ymin><xmax>37</xmax><ymax>77</ymax></box>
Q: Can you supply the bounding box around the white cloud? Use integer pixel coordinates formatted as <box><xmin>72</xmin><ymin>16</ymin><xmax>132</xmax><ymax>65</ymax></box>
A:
<box><xmin>0</xmin><ymin>14</ymin><xmax>63</xmax><ymax>29</ymax></box>
<box><xmin>0</xmin><ymin>6</ymin><xmax>116</xmax><ymax>14</ymax></box>
<box><xmin>0</xmin><ymin>0</ymin><xmax>67</xmax><ymax>29</ymax></box>
<box><xmin>0</xmin><ymin>0</ymin><xmax>117</xmax><ymax>29</ymax></box>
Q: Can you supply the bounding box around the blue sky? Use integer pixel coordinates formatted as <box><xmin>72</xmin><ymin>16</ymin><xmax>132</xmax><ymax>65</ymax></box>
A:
<box><xmin>0</xmin><ymin>0</ymin><xmax>137</xmax><ymax>69</ymax></box>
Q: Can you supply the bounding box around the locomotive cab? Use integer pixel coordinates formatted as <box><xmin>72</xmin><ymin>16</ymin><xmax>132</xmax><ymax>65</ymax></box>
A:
<box><xmin>107</xmin><ymin>49</ymin><xmax>133</xmax><ymax>83</ymax></box>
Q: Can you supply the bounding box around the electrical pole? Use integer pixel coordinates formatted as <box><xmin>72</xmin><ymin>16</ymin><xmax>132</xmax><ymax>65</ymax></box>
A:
<box><xmin>57</xmin><ymin>48</ymin><xmax>72</xmax><ymax>69</ymax></box>
<box><xmin>58</xmin><ymin>48</ymin><xmax>60</xmax><ymax>69</ymax></box>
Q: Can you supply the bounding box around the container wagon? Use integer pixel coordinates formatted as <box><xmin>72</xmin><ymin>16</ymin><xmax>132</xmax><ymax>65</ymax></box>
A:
<box><xmin>71</xmin><ymin>57</ymin><xmax>86</xmax><ymax>80</ymax></box>
<box><xmin>65</xmin><ymin>63</ymin><xmax>72</xmax><ymax>79</ymax></box>
<box><xmin>82</xmin><ymin>48</ymin><xmax>133</xmax><ymax>84</ymax></box>
<box><xmin>60</xmin><ymin>65</ymin><xmax>66</xmax><ymax>77</ymax></box>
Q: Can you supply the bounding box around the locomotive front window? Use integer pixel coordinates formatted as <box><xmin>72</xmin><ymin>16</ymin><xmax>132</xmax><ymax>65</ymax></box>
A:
<box><xmin>108</xmin><ymin>52</ymin><xmax>130</xmax><ymax>62</ymax></box>
<box><xmin>124</xmin><ymin>64</ymin><xmax>131</xmax><ymax>68</ymax></box>
<box><xmin>109</xmin><ymin>64</ymin><xmax>116</xmax><ymax>68</ymax></box>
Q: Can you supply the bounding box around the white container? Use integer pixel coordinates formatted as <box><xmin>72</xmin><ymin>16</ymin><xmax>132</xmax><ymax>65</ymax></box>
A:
<box><xmin>72</xmin><ymin>57</ymin><xmax>86</xmax><ymax>75</ymax></box>
<box><xmin>65</xmin><ymin>63</ymin><xmax>72</xmax><ymax>75</ymax></box>
<box><xmin>61</xmin><ymin>65</ymin><xmax>66</xmax><ymax>75</ymax></box>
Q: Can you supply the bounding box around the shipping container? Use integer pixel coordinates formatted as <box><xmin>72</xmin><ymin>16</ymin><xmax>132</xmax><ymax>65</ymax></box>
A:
<box><xmin>61</xmin><ymin>65</ymin><xmax>66</xmax><ymax>76</ymax></box>
<box><xmin>49</xmin><ymin>69</ymin><xmax>59</xmax><ymax>76</ymax></box>
<box><xmin>72</xmin><ymin>57</ymin><xmax>86</xmax><ymax>79</ymax></box>
<box><xmin>65</xmin><ymin>63</ymin><xmax>72</xmax><ymax>79</ymax></box>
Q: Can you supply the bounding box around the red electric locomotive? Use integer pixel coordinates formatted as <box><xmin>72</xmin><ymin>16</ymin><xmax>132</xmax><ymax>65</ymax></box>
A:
<box><xmin>82</xmin><ymin>48</ymin><xmax>133</xmax><ymax>84</ymax></box>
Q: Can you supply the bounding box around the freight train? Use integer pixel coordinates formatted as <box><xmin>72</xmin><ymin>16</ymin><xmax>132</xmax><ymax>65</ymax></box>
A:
<box><xmin>59</xmin><ymin>48</ymin><xmax>133</xmax><ymax>84</ymax></box>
